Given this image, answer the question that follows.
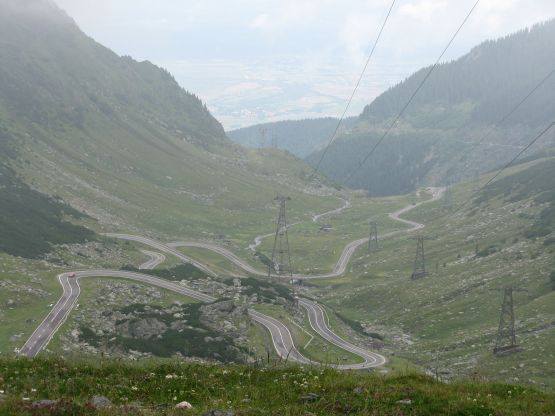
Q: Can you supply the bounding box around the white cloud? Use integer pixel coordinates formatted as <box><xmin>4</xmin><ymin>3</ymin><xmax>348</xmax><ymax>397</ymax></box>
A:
<box><xmin>399</xmin><ymin>0</ymin><xmax>448</xmax><ymax>21</ymax></box>
<box><xmin>339</xmin><ymin>12</ymin><xmax>381</xmax><ymax>64</ymax></box>
<box><xmin>53</xmin><ymin>0</ymin><xmax>555</xmax><ymax>128</ymax></box>
<box><xmin>251</xmin><ymin>14</ymin><xmax>269</xmax><ymax>29</ymax></box>
<box><xmin>248</xmin><ymin>0</ymin><xmax>321</xmax><ymax>33</ymax></box>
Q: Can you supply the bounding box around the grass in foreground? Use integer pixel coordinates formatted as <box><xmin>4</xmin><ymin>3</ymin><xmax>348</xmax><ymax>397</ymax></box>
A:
<box><xmin>1</xmin><ymin>358</ymin><xmax>554</xmax><ymax>415</ymax></box>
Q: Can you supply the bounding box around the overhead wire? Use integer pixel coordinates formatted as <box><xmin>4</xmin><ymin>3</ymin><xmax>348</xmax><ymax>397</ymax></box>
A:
<box><xmin>459</xmin><ymin>66</ymin><xmax>555</xmax><ymax>156</ymax></box>
<box><xmin>450</xmin><ymin>121</ymin><xmax>555</xmax><ymax>215</ymax></box>
<box><xmin>309</xmin><ymin>0</ymin><xmax>397</xmax><ymax>179</ymax></box>
<box><xmin>341</xmin><ymin>0</ymin><xmax>481</xmax><ymax>186</ymax></box>
<box><xmin>421</xmin><ymin>65</ymin><xmax>555</xmax><ymax>185</ymax></box>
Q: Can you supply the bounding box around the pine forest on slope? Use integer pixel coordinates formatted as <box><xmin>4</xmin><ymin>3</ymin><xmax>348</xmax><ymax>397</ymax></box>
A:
<box><xmin>227</xmin><ymin>117</ymin><xmax>357</xmax><ymax>158</ymax></box>
<box><xmin>302</xmin><ymin>20</ymin><xmax>555</xmax><ymax>195</ymax></box>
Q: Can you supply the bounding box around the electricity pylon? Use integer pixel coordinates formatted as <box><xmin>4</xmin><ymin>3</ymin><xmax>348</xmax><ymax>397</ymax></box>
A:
<box><xmin>368</xmin><ymin>222</ymin><xmax>378</xmax><ymax>252</ymax></box>
<box><xmin>268</xmin><ymin>195</ymin><xmax>293</xmax><ymax>285</ymax></box>
<box><xmin>259</xmin><ymin>127</ymin><xmax>267</xmax><ymax>149</ymax></box>
<box><xmin>410</xmin><ymin>236</ymin><xmax>431</xmax><ymax>279</ymax></box>
<box><xmin>492</xmin><ymin>286</ymin><xmax>526</xmax><ymax>355</ymax></box>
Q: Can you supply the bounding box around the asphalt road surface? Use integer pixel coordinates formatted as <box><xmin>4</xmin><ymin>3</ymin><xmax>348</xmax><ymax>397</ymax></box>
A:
<box><xmin>18</xmin><ymin>271</ymin><xmax>382</xmax><ymax>368</ymax></box>
<box><xmin>20</xmin><ymin>190</ymin><xmax>442</xmax><ymax>366</ymax></box>
<box><xmin>248</xmin><ymin>309</ymin><xmax>313</xmax><ymax>365</ymax></box>
<box><xmin>312</xmin><ymin>197</ymin><xmax>351</xmax><ymax>223</ymax></box>
<box><xmin>119</xmin><ymin>187</ymin><xmax>444</xmax><ymax>280</ymax></box>
<box><xmin>18</xmin><ymin>270</ymin><xmax>217</xmax><ymax>358</ymax></box>
<box><xmin>139</xmin><ymin>250</ymin><xmax>166</xmax><ymax>270</ymax></box>
<box><xmin>104</xmin><ymin>234</ymin><xmax>217</xmax><ymax>276</ymax></box>
<box><xmin>168</xmin><ymin>241</ymin><xmax>262</xmax><ymax>276</ymax></box>
<box><xmin>18</xmin><ymin>268</ymin><xmax>325</xmax><ymax>365</ymax></box>
<box><xmin>299</xmin><ymin>299</ymin><xmax>387</xmax><ymax>369</ymax></box>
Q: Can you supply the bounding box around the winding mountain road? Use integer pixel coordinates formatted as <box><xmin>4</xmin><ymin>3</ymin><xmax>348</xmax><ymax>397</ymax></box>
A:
<box><xmin>312</xmin><ymin>197</ymin><xmax>351</xmax><ymax>222</ymax></box>
<box><xmin>247</xmin><ymin>309</ymin><xmax>312</xmax><ymax>365</ymax></box>
<box><xmin>18</xmin><ymin>270</ymin><xmax>216</xmax><ymax>358</ymax></box>
<box><xmin>299</xmin><ymin>299</ymin><xmax>386</xmax><ymax>369</ymax></box>
<box><xmin>105</xmin><ymin>234</ymin><xmax>217</xmax><ymax>276</ymax></box>
<box><xmin>168</xmin><ymin>241</ymin><xmax>263</xmax><ymax>276</ymax></box>
<box><xmin>248</xmin><ymin>196</ymin><xmax>351</xmax><ymax>253</ymax></box>
<box><xmin>248</xmin><ymin>307</ymin><xmax>386</xmax><ymax>370</ymax></box>
<box><xmin>166</xmin><ymin>187</ymin><xmax>444</xmax><ymax>280</ymax></box>
<box><xmin>20</xmin><ymin>188</ymin><xmax>442</xmax><ymax>369</ymax></box>
<box><xmin>18</xmin><ymin>266</ymin><xmax>382</xmax><ymax>368</ymax></box>
<box><xmin>139</xmin><ymin>250</ymin><xmax>166</xmax><ymax>270</ymax></box>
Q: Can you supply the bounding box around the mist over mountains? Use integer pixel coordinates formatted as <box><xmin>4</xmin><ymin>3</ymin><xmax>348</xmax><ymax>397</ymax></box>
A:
<box><xmin>0</xmin><ymin>0</ymin><xmax>327</xmax><ymax>257</ymax></box>
<box><xmin>261</xmin><ymin>20</ymin><xmax>555</xmax><ymax>195</ymax></box>
<box><xmin>227</xmin><ymin>117</ymin><xmax>357</xmax><ymax>158</ymax></box>
<box><xmin>1</xmin><ymin>1</ymin><xmax>555</xmax><ymax>407</ymax></box>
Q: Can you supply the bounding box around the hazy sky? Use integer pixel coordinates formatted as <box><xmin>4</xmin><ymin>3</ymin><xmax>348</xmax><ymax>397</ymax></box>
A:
<box><xmin>54</xmin><ymin>0</ymin><xmax>555</xmax><ymax>130</ymax></box>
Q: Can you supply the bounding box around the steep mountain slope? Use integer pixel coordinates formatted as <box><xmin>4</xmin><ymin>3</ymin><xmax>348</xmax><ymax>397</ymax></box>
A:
<box><xmin>308</xmin><ymin>156</ymin><xmax>555</xmax><ymax>389</ymax></box>
<box><xmin>0</xmin><ymin>0</ymin><xmax>224</xmax><ymax>147</ymax></box>
<box><xmin>307</xmin><ymin>20</ymin><xmax>555</xmax><ymax>195</ymax></box>
<box><xmin>0</xmin><ymin>0</ymin><xmax>336</xmax><ymax>259</ymax></box>
<box><xmin>475</xmin><ymin>156</ymin><xmax>555</xmax><ymax>238</ymax></box>
<box><xmin>227</xmin><ymin>117</ymin><xmax>356</xmax><ymax>158</ymax></box>
<box><xmin>0</xmin><ymin>128</ymin><xmax>93</xmax><ymax>258</ymax></box>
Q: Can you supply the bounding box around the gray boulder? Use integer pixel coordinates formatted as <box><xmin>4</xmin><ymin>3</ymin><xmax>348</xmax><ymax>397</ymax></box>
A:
<box><xmin>91</xmin><ymin>395</ymin><xmax>112</xmax><ymax>408</ymax></box>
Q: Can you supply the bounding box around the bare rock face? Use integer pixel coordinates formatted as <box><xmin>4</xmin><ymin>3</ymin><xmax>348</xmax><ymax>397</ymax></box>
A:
<box><xmin>116</xmin><ymin>318</ymin><xmax>168</xmax><ymax>339</ymax></box>
<box><xmin>199</xmin><ymin>300</ymin><xmax>249</xmax><ymax>338</ymax></box>
<box><xmin>202</xmin><ymin>300</ymin><xmax>235</xmax><ymax>314</ymax></box>
<box><xmin>201</xmin><ymin>300</ymin><xmax>247</xmax><ymax>321</ymax></box>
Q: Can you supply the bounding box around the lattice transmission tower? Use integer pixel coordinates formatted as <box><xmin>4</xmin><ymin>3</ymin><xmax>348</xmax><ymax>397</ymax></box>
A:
<box><xmin>368</xmin><ymin>221</ymin><xmax>379</xmax><ymax>252</ymax></box>
<box><xmin>268</xmin><ymin>195</ymin><xmax>293</xmax><ymax>285</ymax></box>
<box><xmin>492</xmin><ymin>286</ymin><xmax>526</xmax><ymax>355</ymax></box>
<box><xmin>410</xmin><ymin>236</ymin><xmax>431</xmax><ymax>279</ymax></box>
<box><xmin>258</xmin><ymin>127</ymin><xmax>267</xmax><ymax>149</ymax></box>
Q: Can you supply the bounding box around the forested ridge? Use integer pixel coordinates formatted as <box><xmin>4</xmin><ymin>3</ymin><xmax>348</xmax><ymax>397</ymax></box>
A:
<box><xmin>307</xmin><ymin>20</ymin><xmax>555</xmax><ymax>195</ymax></box>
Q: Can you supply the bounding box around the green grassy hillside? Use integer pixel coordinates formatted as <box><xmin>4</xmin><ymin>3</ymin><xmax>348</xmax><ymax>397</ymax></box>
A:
<box><xmin>0</xmin><ymin>0</ymin><xmax>338</xmax><ymax>258</ymax></box>
<box><xmin>1</xmin><ymin>358</ymin><xmax>554</xmax><ymax>415</ymax></box>
<box><xmin>0</xmin><ymin>0</ymin><xmax>358</xmax><ymax>363</ymax></box>
<box><xmin>0</xmin><ymin>141</ymin><xmax>94</xmax><ymax>258</ymax></box>
<box><xmin>304</xmin><ymin>157</ymin><xmax>555</xmax><ymax>390</ymax></box>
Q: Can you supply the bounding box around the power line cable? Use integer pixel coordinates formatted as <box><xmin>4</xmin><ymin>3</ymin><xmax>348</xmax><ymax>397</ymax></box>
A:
<box><xmin>480</xmin><ymin>122</ymin><xmax>555</xmax><ymax>188</ymax></box>
<box><xmin>462</xmin><ymin>67</ymin><xmax>555</xmax><ymax>154</ymax></box>
<box><xmin>310</xmin><ymin>0</ymin><xmax>397</xmax><ymax>178</ymax></box>
<box><xmin>423</xmin><ymin>65</ymin><xmax>555</xmax><ymax>186</ymax></box>
<box><xmin>342</xmin><ymin>0</ymin><xmax>481</xmax><ymax>185</ymax></box>
<box><xmin>450</xmin><ymin>121</ymin><xmax>555</xmax><ymax>215</ymax></box>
